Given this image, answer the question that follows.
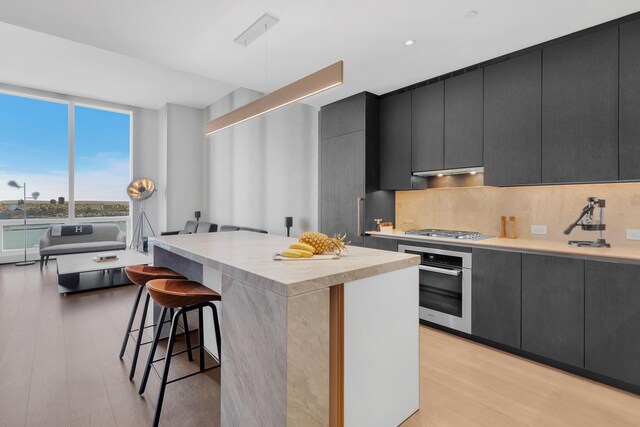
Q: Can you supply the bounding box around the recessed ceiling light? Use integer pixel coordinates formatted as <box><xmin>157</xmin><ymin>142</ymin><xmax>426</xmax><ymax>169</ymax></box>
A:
<box><xmin>437</xmin><ymin>173</ymin><xmax>444</xmax><ymax>178</ymax></box>
<box><xmin>404</xmin><ymin>39</ymin><xmax>415</xmax><ymax>47</ymax></box>
<box><xmin>465</xmin><ymin>10</ymin><xmax>479</xmax><ymax>19</ymax></box>
<box><xmin>470</xmin><ymin>171</ymin><xmax>477</xmax><ymax>175</ymax></box>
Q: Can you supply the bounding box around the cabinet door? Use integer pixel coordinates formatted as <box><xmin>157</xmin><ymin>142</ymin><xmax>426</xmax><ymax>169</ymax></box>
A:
<box><xmin>380</xmin><ymin>91</ymin><xmax>413</xmax><ymax>190</ymax></box>
<box><xmin>620</xmin><ymin>19</ymin><xmax>640</xmax><ymax>181</ymax></box>
<box><xmin>411</xmin><ymin>82</ymin><xmax>444</xmax><ymax>172</ymax></box>
<box><xmin>484</xmin><ymin>52</ymin><xmax>542</xmax><ymax>186</ymax></box>
<box><xmin>472</xmin><ymin>249</ymin><xmax>521</xmax><ymax>348</ymax></box>
<box><xmin>320</xmin><ymin>93</ymin><xmax>365</xmax><ymax>140</ymax></box>
<box><xmin>542</xmin><ymin>27</ymin><xmax>618</xmax><ymax>183</ymax></box>
<box><xmin>364</xmin><ymin>236</ymin><xmax>398</xmax><ymax>251</ymax></box>
<box><xmin>444</xmin><ymin>69</ymin><xmax>483</xmax><ymax>169</ymax></box>
<box><xmin>320</xmin><ymin>132</ymin><xmax>365</xmax><ymax>245</ymax></box>
<box><xmin>522</xmin><ymin>254</ymin><xmax>584</xmax><ymax>367</ymax></box>
<box><xmin>585</xmin><ymin>261</ymin><xmax>640</xmax><ymax>386</ymax></box>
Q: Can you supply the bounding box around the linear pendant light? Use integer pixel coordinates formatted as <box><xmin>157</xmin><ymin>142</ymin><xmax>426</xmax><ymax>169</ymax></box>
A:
<box><xmin>205</xmin><ymin>60</ymin><xmax>343</xmax><ymax>135</ymax></box>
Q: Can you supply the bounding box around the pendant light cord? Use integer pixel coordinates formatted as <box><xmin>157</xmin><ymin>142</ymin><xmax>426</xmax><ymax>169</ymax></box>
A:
<box><xmin>264</xmin><ymin>23</ymin><xmax>268</xmax><ymax>93</ymax></box>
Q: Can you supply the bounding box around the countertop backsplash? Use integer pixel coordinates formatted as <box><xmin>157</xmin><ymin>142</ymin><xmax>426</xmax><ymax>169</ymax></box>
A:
<box><xmin>396</xmin><ymin>182</ymin><xmax>640</xmax><ymax>247</ymax></box>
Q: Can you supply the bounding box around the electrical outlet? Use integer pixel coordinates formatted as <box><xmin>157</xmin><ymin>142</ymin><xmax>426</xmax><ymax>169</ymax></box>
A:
<box><xmin>530</xmin><ymin>225</ymin><xmax>547</xmax><ymax>235</ymax></box>
<box><xmin>626</xmin><ymin>229</ymin><xmax>640</xmax><ymax>240</ymax></box>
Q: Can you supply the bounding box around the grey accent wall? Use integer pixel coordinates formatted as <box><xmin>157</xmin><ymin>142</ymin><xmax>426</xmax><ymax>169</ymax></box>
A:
<box><xmin>204</xmin><ymin>88</ymin><xmax>318</xmax><ymax>236</ymax></box>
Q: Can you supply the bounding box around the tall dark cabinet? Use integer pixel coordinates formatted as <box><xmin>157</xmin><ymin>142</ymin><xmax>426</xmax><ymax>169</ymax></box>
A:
<box><xmin>585</xmin><ymin>261</ymin><xmax>640</xmax><ymax>387</ymax></box>
<box><xmin>379</xmin><ymin>91</ymin><xmax>422</xmax><ymax>190</ymax></box>
<box><xmin>411</xmin><ymin>81</ymin><xmax>444</xmax><ymax>172</ymax></box>
<box><xmin>319</xmin><ymin>92</ymin><xmax>394</xmax><ymax>246</ymax></box>
<box><xmin>620</xmin><ymin>19</ymin><xmax>640</xmax><ymax>181</ymax></box>
<box><xmin>484</xmin><ymin>51</ymin><xmax>542</xmax><ymax>186</ymax></box>
<box><xmin>521</xmin><ymin>254</ymin><xmax>584</xmax><ymax>367</ymax></box>
<box><xmin>541</xmin><ymin>27</ymin><xmax>619</xmax><ymax>183</ymax></box>
<box><xmin>444</xmin><ymin>69</ymin><xmax>484</xmax><ymax>169</ymax></box>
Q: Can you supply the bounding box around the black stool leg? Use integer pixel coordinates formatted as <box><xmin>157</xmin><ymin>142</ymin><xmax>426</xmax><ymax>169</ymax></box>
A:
<box><xmin>139</xmin><ymin>306</ymin><xmax>167</xmax><ymax>395</ymax></box>
<box><xmin>198</xmin><ymin>307</ymin><xmax>205</xmax><ymax>371</ymax></box>
<box><xmin>152</xmin><ymin>309</ymin><xmax>181</xmax><ymax>427</ymax></box>
<box><xmin>119</xmin><ymin>285</ymin><xmax>144</xmax><ymax>360</ymax></box>
<box><xmin>129</xmin><ymin>292</ymin><xmax>151</xmax><ymax>379</ymax></box>
<box><xmin>182</xmin><ymin>311</ymin><xmax>194</xmax><ymax>362</ymax></box>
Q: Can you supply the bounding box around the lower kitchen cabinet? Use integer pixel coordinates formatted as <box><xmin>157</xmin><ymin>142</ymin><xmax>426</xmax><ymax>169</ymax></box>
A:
<box><xmin>585</xmin><ymin>261</ymin><xmax>640</xmax><ymax>387</ymax></box>
<box><xmin>364</xmin><ymin>236</ymin><xmax>397</xmax><ymax>251</ymax></box>
<box><xmin>472</xmin><ymin>248</ymin><xmax>521</xmax><ymax>348</ymax></box>
<box><xmin>521</xmin><ymin>254</ymin><xmax>584</xmax><ymax>367</ymax></box>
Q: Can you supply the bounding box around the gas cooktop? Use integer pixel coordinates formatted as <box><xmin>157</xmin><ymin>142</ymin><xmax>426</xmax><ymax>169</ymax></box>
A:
<box><xmin>404</xmin><ymin>228</ymin><xmax>492</xmax><ymax>240</ymax></box>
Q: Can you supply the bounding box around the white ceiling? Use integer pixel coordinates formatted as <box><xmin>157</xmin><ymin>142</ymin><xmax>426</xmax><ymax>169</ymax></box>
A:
<box><xmin>0</xmin><ymin>0</ymin><xmax>639</xmax><ymax>110</ymax></box>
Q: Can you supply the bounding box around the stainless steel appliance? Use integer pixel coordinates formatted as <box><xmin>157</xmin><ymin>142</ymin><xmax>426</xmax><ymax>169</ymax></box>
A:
<box><xmin>404</xmin><ymin>228</ymin><xmax>490</xmax><ymax>240</ymax></box>
<box><xmin>399</xmin><ymin>244</ymin><xmax>472</xmax><ymax>333</ymax></box>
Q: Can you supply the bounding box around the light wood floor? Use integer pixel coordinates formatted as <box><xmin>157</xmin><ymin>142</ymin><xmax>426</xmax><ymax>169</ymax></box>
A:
<box><xmin>2</xmin><ymin>263</ymin><xmax>640</xmax><ymax>426</ymax></box>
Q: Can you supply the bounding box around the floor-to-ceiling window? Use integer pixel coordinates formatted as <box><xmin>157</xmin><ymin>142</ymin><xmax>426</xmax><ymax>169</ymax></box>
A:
<box><xmin>0</xmin><ymin>91</ymin><xmax>131</xmax><ymax>255</ymax></box>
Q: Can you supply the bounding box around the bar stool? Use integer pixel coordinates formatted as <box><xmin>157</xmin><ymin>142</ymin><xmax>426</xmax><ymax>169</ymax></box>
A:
<box><xmin>138</xmin><ymin>279</ymin><xmax>222</xmax><ymax>427</ymax></box>
<box><xmin>119</xmin><ymin>265</ymin><xmax>193</xmax><ymax>380</ymax></box>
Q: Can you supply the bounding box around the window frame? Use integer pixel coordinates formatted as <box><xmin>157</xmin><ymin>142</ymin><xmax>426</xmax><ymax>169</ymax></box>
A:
<box><xmin>0</xmin><ymin>89</ymin><xmax>133</xmax><ymax>255</ymax></box>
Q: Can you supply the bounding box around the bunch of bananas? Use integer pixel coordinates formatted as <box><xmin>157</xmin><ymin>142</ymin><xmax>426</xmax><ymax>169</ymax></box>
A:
<box><xmin>281</xmin><ymin>242</ymin><xmax>315</xmax><ymax>258</ymax></box>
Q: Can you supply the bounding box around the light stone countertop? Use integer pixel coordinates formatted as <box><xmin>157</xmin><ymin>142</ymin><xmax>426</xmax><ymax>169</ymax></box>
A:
<box><xmin>367</xmin><ymin>230</ymin><xmax>640</xmax><ymax>264</ymax></box>
<box><xmin>150</xmin><ymin>231</ymin><xmax>419</xmax><ymax>297</ymax></box>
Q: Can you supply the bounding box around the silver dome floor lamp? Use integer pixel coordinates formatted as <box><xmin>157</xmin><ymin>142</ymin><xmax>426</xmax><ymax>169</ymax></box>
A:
<box><xmin>7</xmin><ymin>180</ymin><xmax>40</xmax><ymax>266</ymax></box>
<box><xmin>127</xmin><ymin>178</ymin><xmax>156</xmax><ymax>251</ymax></box>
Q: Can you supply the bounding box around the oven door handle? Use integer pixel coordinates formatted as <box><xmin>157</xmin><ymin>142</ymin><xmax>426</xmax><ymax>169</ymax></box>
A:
<box><xmin>419</xmin><ymin>265</ymin><xmax>462</xmax><ymax>276</ymax></box>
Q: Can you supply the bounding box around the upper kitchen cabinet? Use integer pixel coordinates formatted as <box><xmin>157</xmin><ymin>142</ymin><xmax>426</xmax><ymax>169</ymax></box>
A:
<box><xmin>444</xmin><ymin>69</ymin><xmax>483</xmax><ymax>169</ymax></box>
<box><xmin>620</xmin><ymin>19</ymin><xmax>640</xmax><ymax>181</ymax></box>
<box><xmin>320</xmin><ymin>92</ymin><xmax>366</xmax><ymax>140</ymax></box>
<box><xmin>542</xmin><ymin>27</ymin><xmax>618</xmax><ymax>183</ymax></box>
<box><xmin>411</xmin><ymin>82</ymin><xmax>444</xmax><ymax>172</ymax></box>
<box><xmin>484</xmin><ymin>51</ymin><xmax>542</xmax><ymax>186</ymax></box>
<box><xmin>380</xmin><ymin>91</ymin><xmax>426</xmax><ymax>190</ymax></box>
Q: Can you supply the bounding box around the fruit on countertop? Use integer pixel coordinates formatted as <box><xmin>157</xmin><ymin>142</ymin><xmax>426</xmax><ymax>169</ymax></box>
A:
<box><xmin>289</xmin><ymin>242</ymin><xmax>315</xmax><ymax>253</ymax></box>
<box><xmin>282</xmin><ymin>249</ymin><xmax>303</xmax><ymax>258</ymax></box>
<box><xmin>299</xmin><ymin>232</ymin><xmax>348</xmax><ymax>255</ymax></box>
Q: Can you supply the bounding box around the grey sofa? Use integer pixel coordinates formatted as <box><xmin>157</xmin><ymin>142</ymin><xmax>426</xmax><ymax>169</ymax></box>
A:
<box><xmin>39</xmin><ymin>223</ymin><xmax>127</xmax><ymax>270</ymax></box>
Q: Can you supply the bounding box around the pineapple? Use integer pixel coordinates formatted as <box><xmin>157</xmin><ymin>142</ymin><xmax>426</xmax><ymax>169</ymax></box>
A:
<box><xmin>299</xmin><ymin>232</ymin><xmax>348</xmax><ymax>255</ymax></box>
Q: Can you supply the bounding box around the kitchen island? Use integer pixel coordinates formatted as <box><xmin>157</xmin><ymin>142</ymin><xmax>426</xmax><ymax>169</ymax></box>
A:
<box><xmin>149</xmin><ymin>231</ymin><xmax>420</xmax><ymax>427</ymax></box>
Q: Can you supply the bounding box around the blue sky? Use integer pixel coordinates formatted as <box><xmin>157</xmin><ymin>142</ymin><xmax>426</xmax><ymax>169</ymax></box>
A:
<box><xmin>0</xmin><ymin>93</ymin><xmax>130</xmax><ymax>201</ymax></box>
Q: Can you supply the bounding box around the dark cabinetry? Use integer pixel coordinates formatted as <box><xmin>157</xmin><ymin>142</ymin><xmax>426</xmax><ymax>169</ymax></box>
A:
<box><xmin>521</xmin><ymin>254</ymin><xmax>584</xmax><ymax>367</ymax></box>
<box><xmin>585</xmin><ymin>261</ymin><xmax>640</xmax><ymax>387</ymax></box>
<box><xmin>620</xmin><ymin>19</ymin><xmax>640</xmax><ymax>180</ymax></box>
<box><xmin>320</xmin><ymin>132</ymin><xmax>366</xmax><ymax>245</ymax></box>
<box><xmin>364</xmin><ymin>236</ymin><xmax>398</xmax><ymax>251</ymax></box>
<box><xmin>542</xmin><ymin>27</ymin><xmax>618</xmax><ymax>183</ymax></box>
<box><xmin>320</xmin><ymin>93</ymin><xmax>395</xmax><ymax>246</ymax></box>
<box><xmin>411</xmin><ymin>82</ymin><xmax>444</xmax><ymax>172</ymax></box>
<box><xmin>320</xmin><ymin>93</ymin><xmax>366</xmax><ymax>140</ymax></box>
<box><xmin>380</xmin><ymin>91</ymin><xmax>425</xmax><ymax>190</ymax></box>
<box><xmin>471</xmin><ymin>248</ymin><xmax>521</xmax><ymax>348</ymax></box>
<box><xmin>444</xmin><ymin>69</ymin><xmax>483</xmax><ymax>169</ymax></box>
<box><xmin>484</xmin><ymin>52</ymin><xmax>542</xmax><ymax>186</ymax></box>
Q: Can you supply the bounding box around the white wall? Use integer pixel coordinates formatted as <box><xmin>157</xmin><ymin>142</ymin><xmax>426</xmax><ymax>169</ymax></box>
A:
<box><xmin>158</xmin><ymin>103</ymin><xmax>204</xmax><ymax>232</ymax></box>
<box><xmin>131</xmin><ymin>107</ymin><xmax>160</xmax><ymax>237</ymax></box>
<box><xmin>204</xmin><ymin>88</ymin><xmax>318</xmax><ymax>236</ymax></box>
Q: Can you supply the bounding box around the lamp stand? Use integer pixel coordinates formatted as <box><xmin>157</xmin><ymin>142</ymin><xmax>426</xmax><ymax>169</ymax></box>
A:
<box><xmin>130</xmin><ymin>202</ymin><xmax>156</xmax><ymax>251</ymax></box>
<box><xmin>16</xmin><ymin>182</ymin><xmax>35</xmax><ymax>266</ymax></box>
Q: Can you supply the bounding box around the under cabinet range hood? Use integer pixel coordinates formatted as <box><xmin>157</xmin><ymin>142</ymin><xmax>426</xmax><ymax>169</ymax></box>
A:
<box><xmin>413</xmin><ymin>167</ymin><xmax>484</xmax><ymax>188</ymax></box>
<box><xmin>412</xmin><ymin>167</ymin><xmax>483</xmax><ymax>177</ymax></box>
